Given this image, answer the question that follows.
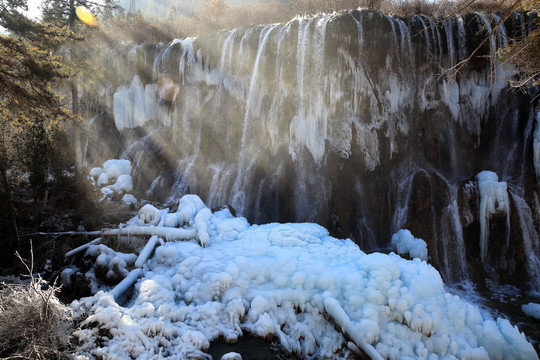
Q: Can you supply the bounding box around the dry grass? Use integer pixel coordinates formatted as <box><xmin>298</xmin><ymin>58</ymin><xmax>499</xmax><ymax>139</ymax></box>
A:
<box><xmin>0</xmin><ymin>252</ymin><xmax>74</xmax><ymax>360</ymax></box>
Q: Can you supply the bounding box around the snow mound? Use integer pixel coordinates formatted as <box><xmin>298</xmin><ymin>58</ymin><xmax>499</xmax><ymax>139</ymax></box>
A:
<box><xmin>391</xmin><ymin>229</ymin><xmax>428</xmax><ymax>261</ymax></box>
<box><xmin>72</xmin><ymin>194</ymin><xmax>538</xmax><ymax>360</ymax></box>
<box><xmin>89</xmin><ymin>159</ymin><xmax>134</xmax><ymax>201</ymax></box>
<box><xmin>122</xmin><ymin>194</ymin><xmax>138</xmax><ymax>205</ymax></box>
<box><xmin>522</xmin><ymin>302</ymin><xmax>540</xmax><ymax>320</ymax></box>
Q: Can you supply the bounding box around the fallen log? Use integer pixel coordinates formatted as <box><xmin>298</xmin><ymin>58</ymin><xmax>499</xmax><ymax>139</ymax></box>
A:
<box><xmin>110</xmin><ymin>268</ymin><xmax>143</xmax><ymax>304</ymax></box>
<box><xmin>64</xmin><ymin>237</ymin><xmax>103</xmax><ymax>258</ymax></box>
<box><xmin>135</xmin><ymin>235</ymin><xmax>160</xmax><ymax>268</ymax></box>
<box><xmin>100</xmin><ymin>226</ymin><xmax>197</xmax><ymax>241</ymax></box>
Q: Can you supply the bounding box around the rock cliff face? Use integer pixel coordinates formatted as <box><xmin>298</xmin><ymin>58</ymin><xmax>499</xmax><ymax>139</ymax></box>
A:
<box><xmin>84</xmin><ymin>9</ymin><xmax>540</xmax><ymax>289</ymax></box>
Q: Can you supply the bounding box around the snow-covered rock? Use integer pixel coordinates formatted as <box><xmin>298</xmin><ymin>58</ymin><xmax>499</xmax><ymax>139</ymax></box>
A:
<box><xmin>391</xmin><ymin>229</ymin><xmax>428</xmax><ymax>261</ymax></box>
<box><xmin>90</xmin><ymin>159</ymin><xmax>135</xmax><ymax>200</ymax></box>
<box><xmin>522</xmin><ymin>302</ymin><xmax>540</xmax><ymax>320</ymax></box>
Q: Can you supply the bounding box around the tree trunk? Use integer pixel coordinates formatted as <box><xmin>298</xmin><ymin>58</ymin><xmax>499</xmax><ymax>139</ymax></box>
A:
<box><xmin>69</xmin><ymin>0</ymin><xmax>83</xmax><ymax>170</ymax></box>
<box><xmin>0</xmin><ymin>164</ymin><xmax>20</xmax><ymax>256</ymax></box>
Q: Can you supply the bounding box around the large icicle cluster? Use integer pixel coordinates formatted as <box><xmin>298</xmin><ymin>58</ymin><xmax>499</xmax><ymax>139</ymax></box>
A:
<box><xmin>71</xmin><ymin>195</ymin><xmax>537</xmax><ymax>360</ymax></box>
<box><xmin>477</xmin><ymin>171</ymin><xmax>510</xmax><ymax>261</ymax></box>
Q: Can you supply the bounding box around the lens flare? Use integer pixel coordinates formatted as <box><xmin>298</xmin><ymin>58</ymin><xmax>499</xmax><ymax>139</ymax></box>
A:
<box><xmin>76</xmin><ymin>6</ymin><xmax>97</xmax><ymax>27</ymax></box>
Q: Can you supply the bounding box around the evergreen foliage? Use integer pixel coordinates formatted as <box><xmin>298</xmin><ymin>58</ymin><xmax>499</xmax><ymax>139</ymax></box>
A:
<box><xmin>0</xmin><ymin>0</ymin><xmax>80</xmax><ymax>266</ymax></box>
<box><xmin>0</xmin><ymin>2</ymin><xmax>73</xmax><ymax>126</ymax></box>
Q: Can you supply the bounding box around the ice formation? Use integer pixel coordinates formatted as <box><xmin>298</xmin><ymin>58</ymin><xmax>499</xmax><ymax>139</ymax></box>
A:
<box><xmin>112</xmin><ymin>76</ymin><xmax>173</xmax><ymax>131</ymax></box>
<box><xmin>522</xmin><ymin>302</ymin><xmax>540</xmax><ymax>320</ymax></box>
<box><xmin>89</xmin><ymin>159</ymin><xmax>135</xmax><ymax>201</ymax></box>
<box><xmin>391</xmin><ymin>229</ymin><xmax>428</xmax><ymax>261</ymax></box>
<box><xmin>477</xmin><ymin>171</ymin><xmax>510</xmax><ymax>261</ymax></box>
<box><xmin>122</xmin><ymin>194</ymin><xmax>138</xmax><ymax>205</ymax></box>
<box><xmin>71</xmin><ymin>195</ymin><xmax>537</xmax><ymax>360</ymax></box>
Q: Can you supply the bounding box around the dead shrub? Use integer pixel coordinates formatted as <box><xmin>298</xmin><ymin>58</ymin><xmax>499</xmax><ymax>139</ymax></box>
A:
<box><xmin>0</xmin><ymin>252</ymin><xmax>74</xmax><ymax>360</ymax></box>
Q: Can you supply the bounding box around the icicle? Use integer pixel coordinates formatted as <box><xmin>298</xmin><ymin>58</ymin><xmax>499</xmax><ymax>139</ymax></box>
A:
<box><xmin>477</xmin><ymin>171</ymin><xmax>510</xmax><ymax>262</ymax></box>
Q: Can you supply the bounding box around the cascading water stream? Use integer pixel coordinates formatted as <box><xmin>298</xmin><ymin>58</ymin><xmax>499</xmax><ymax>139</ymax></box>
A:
<box><xmin>231</xmin><ymin>24</ymin><xmax>280</xmax><ymax>213</ymax></box>
<box><xmin>511</xmin><ymin>190</ymin><xmax>540</xmax><ymax>291</ymax></box>
<box><xmin>457</xmin><ymin>15</ymin><xmax>467</xmax><ymax>62</ymax></box>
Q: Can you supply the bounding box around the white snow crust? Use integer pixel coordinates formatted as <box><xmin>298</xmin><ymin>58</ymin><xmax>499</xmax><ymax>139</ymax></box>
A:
<box><xmin>391</xmin><ymin>229</ymin><xmax>428</xmax><ymax>261</ymax></box>
<box><xmin>477</xmin><ymin>171</ymin><xmax>510</xmax><ymax>261</ymax></box>
<box><xmin>72</xmin><ymin>195</ymin><xmax>538</xmax><ymax>360</ymax></box>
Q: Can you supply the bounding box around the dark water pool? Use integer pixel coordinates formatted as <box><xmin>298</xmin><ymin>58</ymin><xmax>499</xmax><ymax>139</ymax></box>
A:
<box><xmin>207</xmin><ymin>334</ymin><xmax>285</xmax><ymax>360</ymax></box>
